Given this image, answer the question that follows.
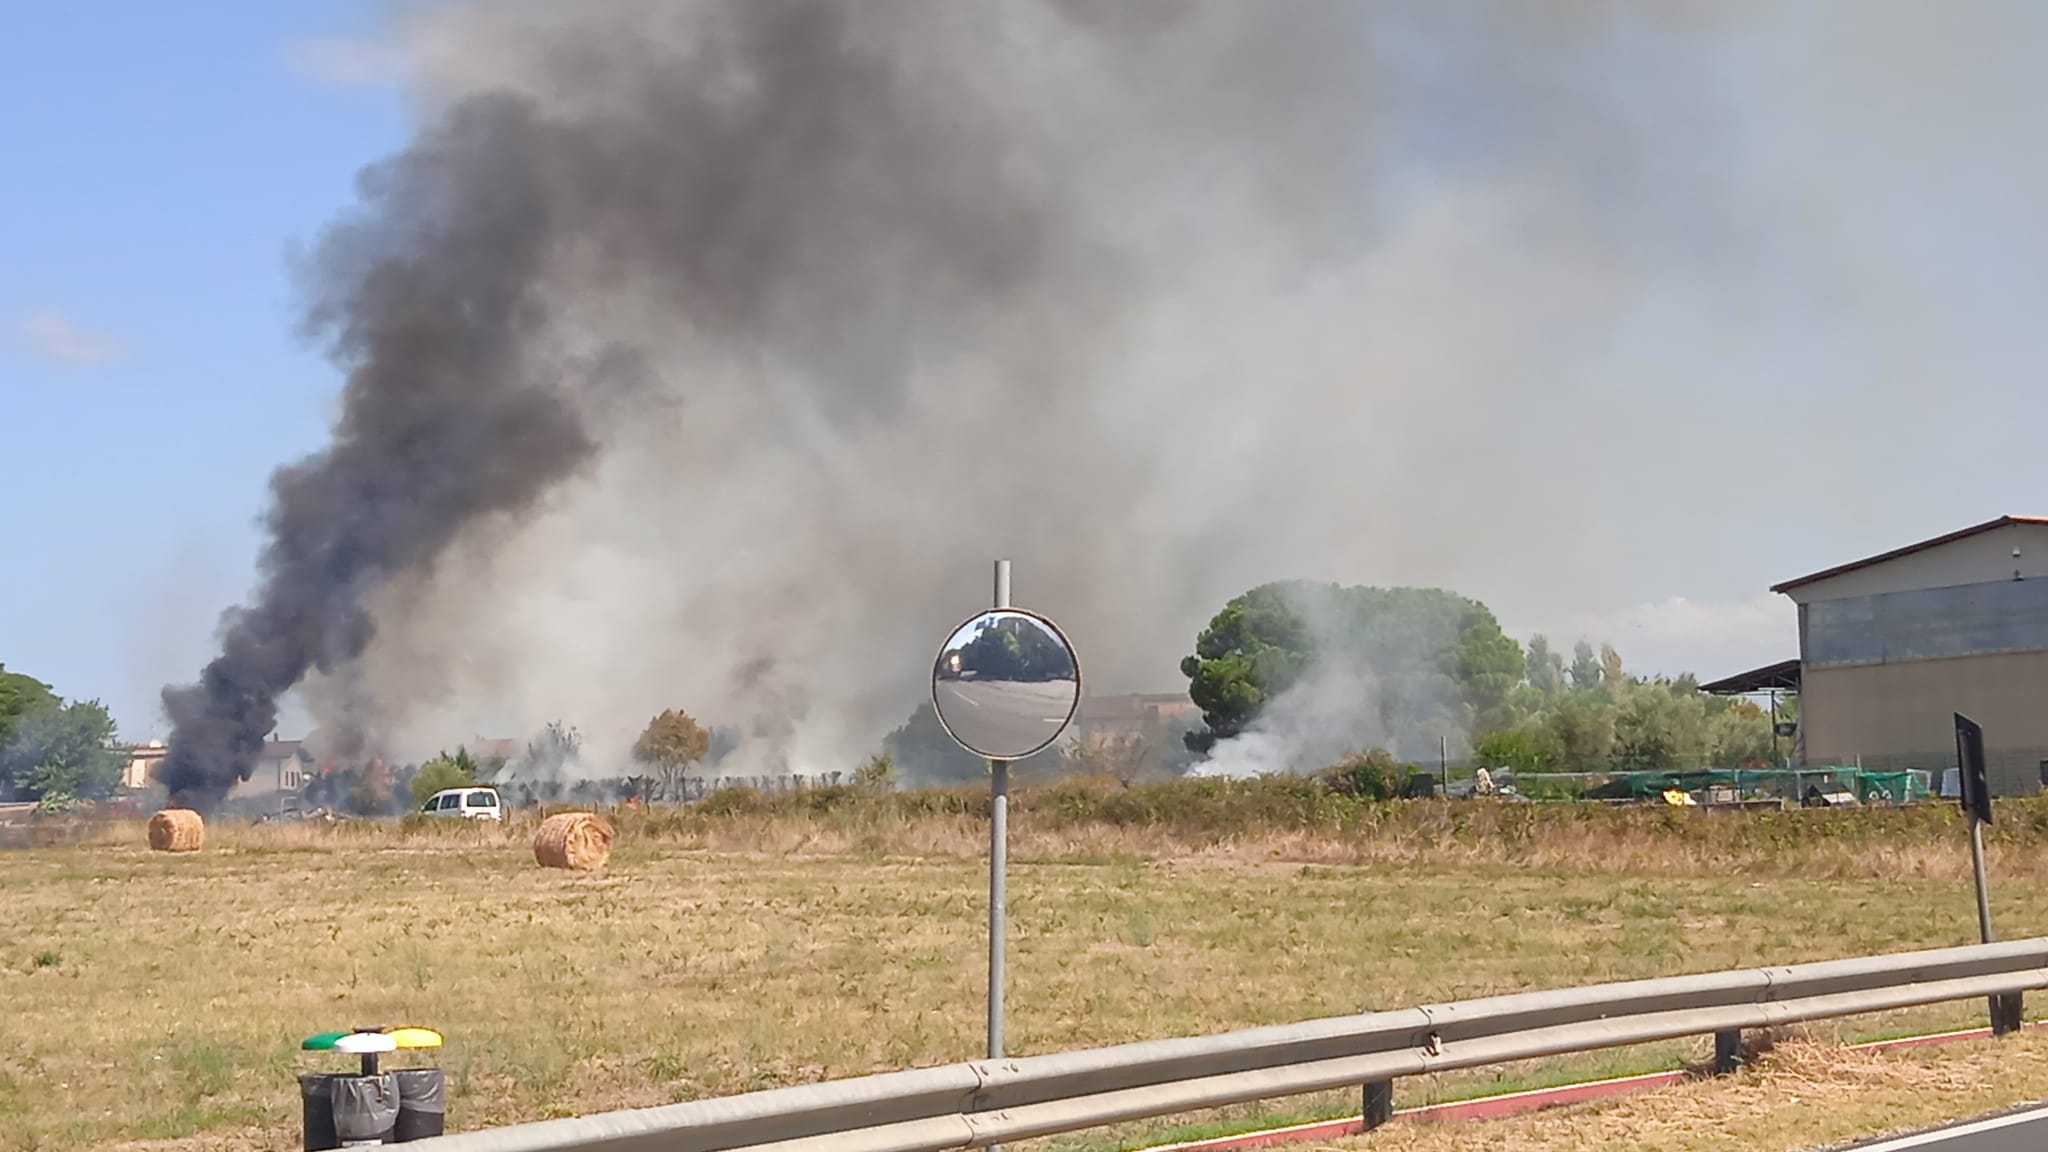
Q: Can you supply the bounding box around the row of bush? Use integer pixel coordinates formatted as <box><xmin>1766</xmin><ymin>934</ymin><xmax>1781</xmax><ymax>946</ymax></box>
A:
<box><xmin>602</xmin><ymin>769</ymin><xmax>2048</xmax><ymax>845</ymax></box>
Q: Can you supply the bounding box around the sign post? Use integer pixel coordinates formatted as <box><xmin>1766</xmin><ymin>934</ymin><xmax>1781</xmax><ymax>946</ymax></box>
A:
<box><xmin>988</xmin><ymin>560</ymin><xmax>1011</xmax><ymax>1066</ymax></box>
<box><xmin>1954</xmin><ymin>713</ymin><xmax>2021</xmax><ymax>1035</ymax></box>
<box><xmin>930</xmin><ymin>562</ymin><xmax>1082</xmax><ymax>1137</ymax></box>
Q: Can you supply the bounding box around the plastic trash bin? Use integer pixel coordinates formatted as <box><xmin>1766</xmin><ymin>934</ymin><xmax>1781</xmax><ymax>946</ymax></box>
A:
<box><xmin>393</xmin><ymin>1068</ymin><xmax>446</xmax><ymax>1142</ymax></box>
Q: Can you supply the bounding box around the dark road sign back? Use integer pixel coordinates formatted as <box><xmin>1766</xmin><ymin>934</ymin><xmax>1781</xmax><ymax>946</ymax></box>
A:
<box><xmin>1955</xmin><ymin>713</ymin><xmax>1992</xmax><ymax>825</ymax></box>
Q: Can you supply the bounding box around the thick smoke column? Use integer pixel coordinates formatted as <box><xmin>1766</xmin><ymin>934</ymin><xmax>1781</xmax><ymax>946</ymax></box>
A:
<box><xmin>160</xmin><ymin>96</ymin><xmax>597</xmax><ymax>803</ymax></box>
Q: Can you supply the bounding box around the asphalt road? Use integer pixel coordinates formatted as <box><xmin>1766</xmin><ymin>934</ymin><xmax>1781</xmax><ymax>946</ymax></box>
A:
<box><xmin>1823</xmin><ymin>1104</ymin><xmax>2048</xmax><ymax>1151</ymax></box>
<box><xmin>934</xmin><ymin>677</ymin><xmax>1078</xmax><ymax>758</ymax></box>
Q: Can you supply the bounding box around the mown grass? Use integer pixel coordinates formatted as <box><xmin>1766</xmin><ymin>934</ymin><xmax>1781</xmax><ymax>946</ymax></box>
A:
<box><xmin>4</xmin><ymin>784</ymin><xmax>2048</xmax><ymax>1150</ymax></box>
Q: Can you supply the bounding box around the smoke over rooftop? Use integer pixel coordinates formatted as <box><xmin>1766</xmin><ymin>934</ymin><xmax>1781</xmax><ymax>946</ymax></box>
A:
<box><xmin>163</xmin><ymin>1</ymin><xmax>2025</xmax><ymax>796</ymax></box>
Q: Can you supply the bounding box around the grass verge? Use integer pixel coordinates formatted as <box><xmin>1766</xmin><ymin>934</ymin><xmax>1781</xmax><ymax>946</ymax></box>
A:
<box><xmin>4</xmin><ymin>789</ymin><xmax>2048</xmax><ymax>1149</ymax></box>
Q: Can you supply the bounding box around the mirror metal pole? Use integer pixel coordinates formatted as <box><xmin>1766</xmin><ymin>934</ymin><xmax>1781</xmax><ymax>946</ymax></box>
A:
<box><xmin>1971</xmin><ymin>815</ymin><xmax>1994</xmax><ymax>945</ymax></box>
<box><xmin>988</xmin><ymin>560</ymin><xmax>1012</xmax><ymax>1152</ymax></box>
<box><xmin>989</xmin><ymin>755</ymin><xmax>1007</xmax><ymax>1060</ymax></box>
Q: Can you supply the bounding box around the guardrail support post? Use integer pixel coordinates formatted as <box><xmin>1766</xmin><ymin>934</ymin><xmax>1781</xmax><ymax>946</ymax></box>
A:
<box><xmin>1992</xmin><ymin>992</ymin><xmax>2024</xmax><ymax>1037</ymax></box>
<box><xmin>1363</xmin><ymin>1080</ymin><xmax>1394</xmax><ymax>1130</ymax></box>
<box><xmin>1713</xmin><ymin>1029</ymin><xmax>1742</xmax><ymax>1075</ymax></box>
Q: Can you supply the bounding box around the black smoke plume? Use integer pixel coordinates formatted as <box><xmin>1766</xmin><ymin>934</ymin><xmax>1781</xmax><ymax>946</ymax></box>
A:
<box><xmin>160</xmin><ymin>1</ymin><xmax>1150</xmax><ymax>803</ymax></box>
<box><xmin>159</xmin><ymin>97</ymin><xmax>597</xmax><ymax>804</ymax></box>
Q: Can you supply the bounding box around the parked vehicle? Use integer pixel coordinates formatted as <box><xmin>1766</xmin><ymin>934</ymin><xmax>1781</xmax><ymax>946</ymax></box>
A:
<box><xmin>419</xmin><ymin>787</ymin><xmax>503</xmax><ymax>822</ymax></box>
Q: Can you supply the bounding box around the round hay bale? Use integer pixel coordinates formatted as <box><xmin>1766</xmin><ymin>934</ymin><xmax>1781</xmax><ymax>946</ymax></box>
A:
<box><xmin>148</xmin><ymin>809</ymin><xmax>204</xmax><ymax>853</ymax></box>
<box><xmin>534</xmin><ymin>812</ymin><xmax>612</xmax><ymax>871</ymax></box>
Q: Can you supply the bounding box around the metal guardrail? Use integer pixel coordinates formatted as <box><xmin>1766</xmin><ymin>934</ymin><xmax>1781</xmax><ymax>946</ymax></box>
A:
<box><xmin>413</xmin><ymin>938</ymin><xmax>2048</xmax><ymax>1152</ymax></box>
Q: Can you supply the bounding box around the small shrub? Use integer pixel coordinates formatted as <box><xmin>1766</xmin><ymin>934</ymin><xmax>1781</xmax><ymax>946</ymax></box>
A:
<box><xmin>1316</xmin><ymin>750</ymin><xmax>1403</xmax><ymax>801</ymax></box>
<box><xmin>852</xmin><ymin>754</ymin><xmax>896</xmax><ymax>791</ymax></box>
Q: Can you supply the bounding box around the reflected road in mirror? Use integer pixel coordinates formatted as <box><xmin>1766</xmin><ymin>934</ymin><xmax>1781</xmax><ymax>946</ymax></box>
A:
<box><xmin>932</xmin><ymin>610</ymin><xmax>1080</xmax><ymax>761</ymax></box>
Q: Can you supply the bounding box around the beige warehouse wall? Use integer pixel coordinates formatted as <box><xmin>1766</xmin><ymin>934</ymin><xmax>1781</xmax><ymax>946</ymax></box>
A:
<box><xmin>1803</xmin><ymin>651</ymin><xmax>2048</xmax><ymax>791</ymax></box>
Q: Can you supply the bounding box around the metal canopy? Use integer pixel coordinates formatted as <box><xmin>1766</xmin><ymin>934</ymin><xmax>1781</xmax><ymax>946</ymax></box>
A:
<box><xmin>1698</xmin><ymin>658</ymin><xmax>1801</xmax><ymax>695</ymax></box>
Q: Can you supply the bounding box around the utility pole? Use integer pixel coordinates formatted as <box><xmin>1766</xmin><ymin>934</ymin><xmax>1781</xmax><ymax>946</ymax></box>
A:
<box><xmin>1769</xmin><ymin>690</ymin><xmax>1781</xmax><ymax>770</ymax></box>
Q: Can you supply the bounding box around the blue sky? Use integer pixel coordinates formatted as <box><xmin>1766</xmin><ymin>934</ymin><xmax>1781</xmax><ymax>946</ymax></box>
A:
<box><xmin>0</xmin><ymin>3</ymin><xmax>405</xmax><ymax>738</ymax></box>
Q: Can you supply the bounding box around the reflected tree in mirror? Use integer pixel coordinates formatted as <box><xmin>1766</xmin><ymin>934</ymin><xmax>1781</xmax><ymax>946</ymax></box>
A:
<box><xmin>931</xmin><ymin>610</ymin><xmax>1081</xmax><ymax>761</ymax></box>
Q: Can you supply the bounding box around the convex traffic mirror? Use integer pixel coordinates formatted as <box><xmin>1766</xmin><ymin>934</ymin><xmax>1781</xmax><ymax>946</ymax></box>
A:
<box><xmin>931</xmin><ymin>609</ymin><xmax>1080</xmax><ymax>761</ymax></box>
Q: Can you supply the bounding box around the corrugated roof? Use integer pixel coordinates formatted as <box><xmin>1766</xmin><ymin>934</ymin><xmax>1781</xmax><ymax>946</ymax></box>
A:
<box><xmin>1698</xmin><ymin>659</ymin><xmax>1800</xmax><ymax>695</ymax></box>
<box><xmin>1770</xmin><ymin>516</ymin><xmax>2048</xmax><ymax>594</ymax></box>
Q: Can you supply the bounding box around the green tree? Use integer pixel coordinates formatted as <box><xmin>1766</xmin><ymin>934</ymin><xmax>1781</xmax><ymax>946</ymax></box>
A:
<box><xmin>1544</xmin><ymin>691</ymin><xmax>1616</xmax><ymax>770</ymax></box>
<box><xmin>1610</xmin><ymin>680</ymin><xmax>1708</xmax><ymax>771</ymax></box>
<box><xmin>1600</xmin><ymin>643</ymin><xmax>1627</xmax><ymax>698</ymax></box>
<box><xmin>0</xmin><ymin>664</ymin><xmax>58</xmax><ymax>754</ymax></box>
<box><xmin>1705</xmin><ymin>698</ymin><xmax>1775</xmax><ymax>767</ymax></box>
<box><xmin>1180</xmin><ymin>582</ymin><xmax>1524</xmax><ymax>754</ymax></box>
<box><xmin>634</xmin><ymin>709</ymin><xmax>712</xmax><ymax>801</ymax></box>
<box><xmin>1524</xmin><ymin>635</ymin><xmax>1565</xmax><ymax>700</ymax></box>
<box><xmin>1179</xmin><ymin>585</ymin><xmax>1315</xmax><ymax>752</ymax></box>
<box><xmin>410</xmin><ymin>748</ymin><xmax>479</xmax><ymax>809</ymax></box>
<box><xmin>1776</xmin><ymin>693</ymin><xmax>1800</xmax><ymax>726</ymax></box>
<box><xmin>0</xmin><ymin>698</ymin><xmax>125</xmax><ymax>804</ymax></box>
<box><xmin>885</xmin><ymin>700</ymin><xmax>986</xmax><ymax>782</ymax></box>
<box><xmin>944</xmin><ymin>616</ymin><xmax>1075</xmax><ymax>683</ymax></box>
<box><xmin>1568</xmin><ymin>641</ymin><xmax>1603</xmax><ymax>693</ymax></box>
<box><xmin>1456</xmin><ymin>607</ymin><xmax>1525</xmax><ymax>729</ymax></box>
<box><xmin>1474</xmin><ymin>722</ymin><xmax>1566</xmax><ymax>775</ymax></box>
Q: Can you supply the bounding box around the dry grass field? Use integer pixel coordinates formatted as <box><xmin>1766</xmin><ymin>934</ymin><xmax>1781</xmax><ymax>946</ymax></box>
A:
<box><xmin>6</xmin><ymin>791</ymin><xmax>2048</xmax><ymax>1151</ymax></box>
<box><xmin>1316</xmin><ymin>1033</ymin><xmax>2048</xmax><ymax>1152</ymax></box>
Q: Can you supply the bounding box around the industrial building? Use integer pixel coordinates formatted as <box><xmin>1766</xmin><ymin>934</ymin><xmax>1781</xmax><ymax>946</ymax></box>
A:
<box><xmin>1706</xmin><ymin>515</ymin><xmax>2048</xmax><ymax>796</ymax></box>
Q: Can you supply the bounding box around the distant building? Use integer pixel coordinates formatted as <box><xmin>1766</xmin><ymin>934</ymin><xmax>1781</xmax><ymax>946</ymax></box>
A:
<box><xmin>122</xmin><ymin>741</ymin><xmax>167</xmax><ymax>790</ymax></box>
<box><xmin>470</xmin><ymin>738</ymin><xmax>521</xmax><ymax>764</ymax></box>
<box><xmin>226</xmin><ymin>740</ymin><xmax>313</xmax><ymax>800</ymax></box>
<box><xmin>122</xmin><ymin>738</ymin><xmax>313</xmax><ymax>799</ymax></box>
<box><xmin>1074</xmin><ymin>693</ymin><xmax>1200</xmax><ymax>741</ymax></box>
<box><xmin>1708</xmin><ymin>515</ymin><xmax>2048</xmax><ymax>795</ymax></box>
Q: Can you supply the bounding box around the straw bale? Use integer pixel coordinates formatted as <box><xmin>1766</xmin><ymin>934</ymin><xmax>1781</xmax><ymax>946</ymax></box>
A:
<box><xmin>148</xmin><ymin>809</ymin><xmax>205</xmax><ymax>853</ymax></box>
<box><xmin>534</xmin><ymin>812</ymin><xmax>613</xmax><ymax>870</ymax></box>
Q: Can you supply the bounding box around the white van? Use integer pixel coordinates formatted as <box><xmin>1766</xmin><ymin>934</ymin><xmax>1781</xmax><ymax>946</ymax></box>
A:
<box><xmin>420</xmin><ymin>787</ymin><xmax>503</xmax><ymax>822</ymax></box>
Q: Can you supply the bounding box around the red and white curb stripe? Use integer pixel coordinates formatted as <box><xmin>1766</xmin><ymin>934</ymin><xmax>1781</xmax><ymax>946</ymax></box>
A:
<box><xmin>1138</xmin><ymin>1022</ymin><xmax>2042</xmax><ymax>1152</ymax></box>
